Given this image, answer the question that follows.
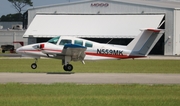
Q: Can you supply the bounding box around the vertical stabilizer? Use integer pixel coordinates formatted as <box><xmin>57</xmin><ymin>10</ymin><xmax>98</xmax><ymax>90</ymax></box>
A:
<box><xmin>127</xmin><ymin>29</ymin><xmax>164</xmax><ymax>56</ymax></box>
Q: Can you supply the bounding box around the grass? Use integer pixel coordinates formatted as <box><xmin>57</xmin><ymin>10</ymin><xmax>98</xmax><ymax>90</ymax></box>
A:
<box><xmin>0</xmin><ymin>59</ymin><xmax>180</xmax><ymax>73</ymax></box>
<box><xmin>0</xmin><ymin>59</ymin><xmax>179</xmax><ymax>106</ymax></box>
<box><xmin>0</xmin><ymin>83</ymin><xmax>179</xmax><ymax>106</ymax></box>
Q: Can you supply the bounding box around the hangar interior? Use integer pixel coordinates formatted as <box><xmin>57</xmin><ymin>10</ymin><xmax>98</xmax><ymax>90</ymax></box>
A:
<box><xmin>23</xmin><ymin>0</ymin><xmax>180</xmax><ymax>55</ymax></box>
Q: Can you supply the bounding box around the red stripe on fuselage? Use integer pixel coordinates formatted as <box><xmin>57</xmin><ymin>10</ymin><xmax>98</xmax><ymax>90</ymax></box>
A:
<box><xmin>42</xmin><ymin>49</ymin><xmax>62</xmax><ymax>52</ymax></box>
<box><xmin>20</xmin><ymin>50</ymin><xmax>41</xmax><ymax>52</ymax></box>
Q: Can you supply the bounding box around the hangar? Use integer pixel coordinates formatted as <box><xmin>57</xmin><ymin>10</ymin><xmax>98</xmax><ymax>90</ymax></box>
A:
<box><xmin>24</xmin><ymin>0</ymin><xmax>180</xmax><ymax>55</ymax></box>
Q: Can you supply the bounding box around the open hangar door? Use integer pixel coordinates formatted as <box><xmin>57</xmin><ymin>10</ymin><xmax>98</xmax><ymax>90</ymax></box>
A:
<box><xmin>149</xmin><ymin>16</ymin><xmax>165</xmax><ymax>55</ymax></box>
<box><xmin>25</xmin><ymin>14</ymin><xmax>165</xmax><ymax>55</ymax></box>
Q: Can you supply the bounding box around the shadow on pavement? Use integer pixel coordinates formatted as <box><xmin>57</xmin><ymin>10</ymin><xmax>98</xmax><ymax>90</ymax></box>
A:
<box><xmin>46</xmin><ymin>72</ymin><xmax>75</xmax><ymax>74</ymax></box>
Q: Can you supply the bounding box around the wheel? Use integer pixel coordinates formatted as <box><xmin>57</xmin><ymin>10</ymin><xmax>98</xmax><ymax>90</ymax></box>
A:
<box><xmin>66</xmin><ymin>64</ymin><xmax>73</xmax><ymax>71</ymax></box>
<box><xmin>63</xmin><ymin>64</ymin><xmax>73</xmax><ymax>71</ymax></box>
<box><xmin>63</xmin><ymin>65</ymin><xmax>67</xmax><ymax>71</ymax></box>
<box><xmin>31</xmin><ymin>63</ymin><xmax>37</xmax><ymax>69</ymax></box>
<box><xmin>2</xmin><ymin>50</ymin><xmax>5</xmax><ymax>53</ymax></box>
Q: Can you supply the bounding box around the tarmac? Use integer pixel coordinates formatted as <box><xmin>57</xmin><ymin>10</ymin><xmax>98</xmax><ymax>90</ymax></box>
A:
<box><xmin>0</xmin><ymin>73</ymin><xmax>180</xmax><ymax>84</ymax></box>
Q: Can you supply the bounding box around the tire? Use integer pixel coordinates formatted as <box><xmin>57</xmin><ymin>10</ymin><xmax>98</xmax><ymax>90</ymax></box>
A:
<box><xmin>66</xmin><ymin>64</ymin><xmax>73</xmax><ymax>71</ymax></box>
<box><xmin>63</xmin><ymin>64</ymin><xmax>73</xmax><ymax>71</ymax></box>
<box><xmin>63</xmin><ymin>65</ymin><xmax>67</xmax><ymax>71</ymax></box>
<box><xmin>31</xmin><ymin>63</ymin><xmax>37</xmax><ymax>69</ymax></box>
<box><xmin>2</xmin><ymin>50</ymin><xmax>5</xmax><ymax>53</ymax></box>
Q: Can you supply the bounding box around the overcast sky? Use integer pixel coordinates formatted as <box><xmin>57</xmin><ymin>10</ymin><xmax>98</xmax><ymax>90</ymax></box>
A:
<box><xmin>0</xmin><ymin>0</ymin><xmax>180</xmax><ymax>16</ymax></box>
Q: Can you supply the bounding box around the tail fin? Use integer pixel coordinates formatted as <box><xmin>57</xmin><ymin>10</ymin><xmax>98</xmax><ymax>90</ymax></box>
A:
<box><xmin>127</xmin><ymin>28</ymin><xmax>164</xmax><ymax>56</ymax></box>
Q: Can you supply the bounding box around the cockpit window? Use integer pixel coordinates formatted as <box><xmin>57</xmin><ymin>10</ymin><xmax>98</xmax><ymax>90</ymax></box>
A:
<box><xmin>75</xmin><ymin>40</ymin><xmax>83</xmax><ymax>46</ymax></box>
<box><xmin>85</xmin><ymin>42</ymin><xmax>93</xmax><ymax>47</ymax></box>
<box><xmin>59</xmin><ymin>39</ymin><xmax>72</xmax><ymax>45</ymax></box>
<box><xmin>48</xmin><ymin>36</ymin><xmax>60</xmax><ymax>44</ymax></box>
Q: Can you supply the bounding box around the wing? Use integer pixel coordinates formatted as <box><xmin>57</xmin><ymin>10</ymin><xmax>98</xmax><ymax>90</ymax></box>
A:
<box><xmin>61</xmin><ymin>44</ymin><xmax>87</xmax><ymax>61</ymax></box>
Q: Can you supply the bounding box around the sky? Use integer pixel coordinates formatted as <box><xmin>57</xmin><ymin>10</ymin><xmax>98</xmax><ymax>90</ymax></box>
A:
<box><xmin>0</xmin><ymin>0</ymin><xmax>82</xmax><ymax>16</ymax></box>
<box><xmin>0</xmin><ymin>0</ymin><xmax>180</xmax><ymax>16</ymax></box>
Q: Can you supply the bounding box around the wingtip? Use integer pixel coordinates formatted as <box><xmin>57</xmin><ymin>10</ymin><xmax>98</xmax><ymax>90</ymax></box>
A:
<box><xmin>140</xmin><ymin>28</ymin><xmax>164</xmax><ymax>33</ymax></box>
<box><xmin>147</xmin><ymin>28</ymin><xmax>161</xmax><ymax>32</ymax></box>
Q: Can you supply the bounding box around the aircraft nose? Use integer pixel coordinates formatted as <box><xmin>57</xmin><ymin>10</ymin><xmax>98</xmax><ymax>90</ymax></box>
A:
<box><xmin>16</xmin><ymin>47</ymin><xmax>24</xmax><ymax>54</ymax></box>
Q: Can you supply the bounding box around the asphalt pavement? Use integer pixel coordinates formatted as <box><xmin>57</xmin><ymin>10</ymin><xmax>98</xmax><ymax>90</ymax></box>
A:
<box><xmin>0</xmin><ymin>73</ymin><xmax>180</xmax><ymax>84</ymax></box>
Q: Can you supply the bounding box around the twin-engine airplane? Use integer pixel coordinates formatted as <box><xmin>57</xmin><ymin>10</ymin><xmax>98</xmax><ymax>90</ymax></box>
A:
<box><xmin>16</xmin><ymin>28</ymin><xmax>164</xmax><ymax>71</ymax></box>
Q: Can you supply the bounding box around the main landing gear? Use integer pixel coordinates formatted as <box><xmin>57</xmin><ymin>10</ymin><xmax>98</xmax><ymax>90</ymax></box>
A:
<box><xmin>62</xmin><ymin>56</ymin><xmax>73</xmax><ymax>72</ymax></box>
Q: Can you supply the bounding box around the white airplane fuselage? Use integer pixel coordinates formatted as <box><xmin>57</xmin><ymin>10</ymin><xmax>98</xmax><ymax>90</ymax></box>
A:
<box><xmin>17</xmin><ymin>36</ymin><xmax>140</xmax><ymax>60</ymax></box>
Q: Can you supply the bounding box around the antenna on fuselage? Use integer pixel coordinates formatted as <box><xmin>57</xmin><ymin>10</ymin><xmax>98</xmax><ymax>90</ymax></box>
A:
<box><xmin>106</xmin><ymin>38</ymin><xmax>113</xmax><ymax>44</ymax></box>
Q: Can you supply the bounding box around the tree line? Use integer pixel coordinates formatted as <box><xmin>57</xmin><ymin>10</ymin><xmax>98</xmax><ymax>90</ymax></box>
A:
<box><xmin>0</xmin><ymin>0</ymin><xmax>33</xmax><ymax>22</ymax></box>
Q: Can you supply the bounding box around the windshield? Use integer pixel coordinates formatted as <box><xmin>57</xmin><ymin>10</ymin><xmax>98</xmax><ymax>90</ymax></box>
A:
<box><xmin>47</xmin><ymin>36</ymin><xmax>60</xmax><ymax>44</ymax></box>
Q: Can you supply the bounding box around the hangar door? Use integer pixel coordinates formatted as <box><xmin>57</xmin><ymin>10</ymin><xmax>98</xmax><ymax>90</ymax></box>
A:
<box><xmin>24</xmin><ymin>14</ymin><xmax>165</xmax><ymax>54</ymax></box>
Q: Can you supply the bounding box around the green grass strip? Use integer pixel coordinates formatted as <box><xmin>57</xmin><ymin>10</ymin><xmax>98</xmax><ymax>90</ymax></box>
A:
<box><xmin>0</xmin><ymin>83</ymin><xmax>180</xmax><ymax>106</ymax></box>
<box><xmin>0</xmin><ymin>59</ymin><xmax>180</xmax><ymax>73</ymax></box>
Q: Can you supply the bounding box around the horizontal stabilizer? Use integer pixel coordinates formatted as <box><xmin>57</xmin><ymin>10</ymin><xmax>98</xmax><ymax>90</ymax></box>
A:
<box><xmin>140</xmin><ymin>28</ymin><xmax>162</xmax><ymax>32</ymax></box>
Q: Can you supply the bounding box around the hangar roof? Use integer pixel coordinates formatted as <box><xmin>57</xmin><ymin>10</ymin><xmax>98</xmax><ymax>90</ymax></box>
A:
<box><xmin>113</xmin><ymin>0</ymin><xmax>180</xmax><ymax>9</ymax></box>
<box><xmin>28</xmin><ymin>0</ymin><xmax>180</xmax><ymax>10</ymax></box>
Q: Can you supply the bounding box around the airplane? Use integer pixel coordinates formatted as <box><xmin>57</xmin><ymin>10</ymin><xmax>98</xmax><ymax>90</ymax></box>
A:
<box><xmin>16</xmin><ymin>28</ymin><xmax>164</xmax><ymax>71</ymax></box>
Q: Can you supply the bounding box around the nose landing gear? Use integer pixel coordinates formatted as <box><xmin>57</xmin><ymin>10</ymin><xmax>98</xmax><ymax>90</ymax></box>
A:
<box><xmin>31</xmin><ymin>58</ymin><xmax>38</xmax><ymax>69</ymax></box>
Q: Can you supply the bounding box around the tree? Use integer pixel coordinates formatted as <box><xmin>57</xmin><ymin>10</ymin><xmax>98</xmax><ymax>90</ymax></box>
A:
<box><xmin>8</xmin><ymin>0</ymin><xmax>33</xmax><ymax>14</ymax></box>
<box><xmin>0</xmin><ymin>13</ymin><xmax>22</xmax><ymax>22</ymax></box>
